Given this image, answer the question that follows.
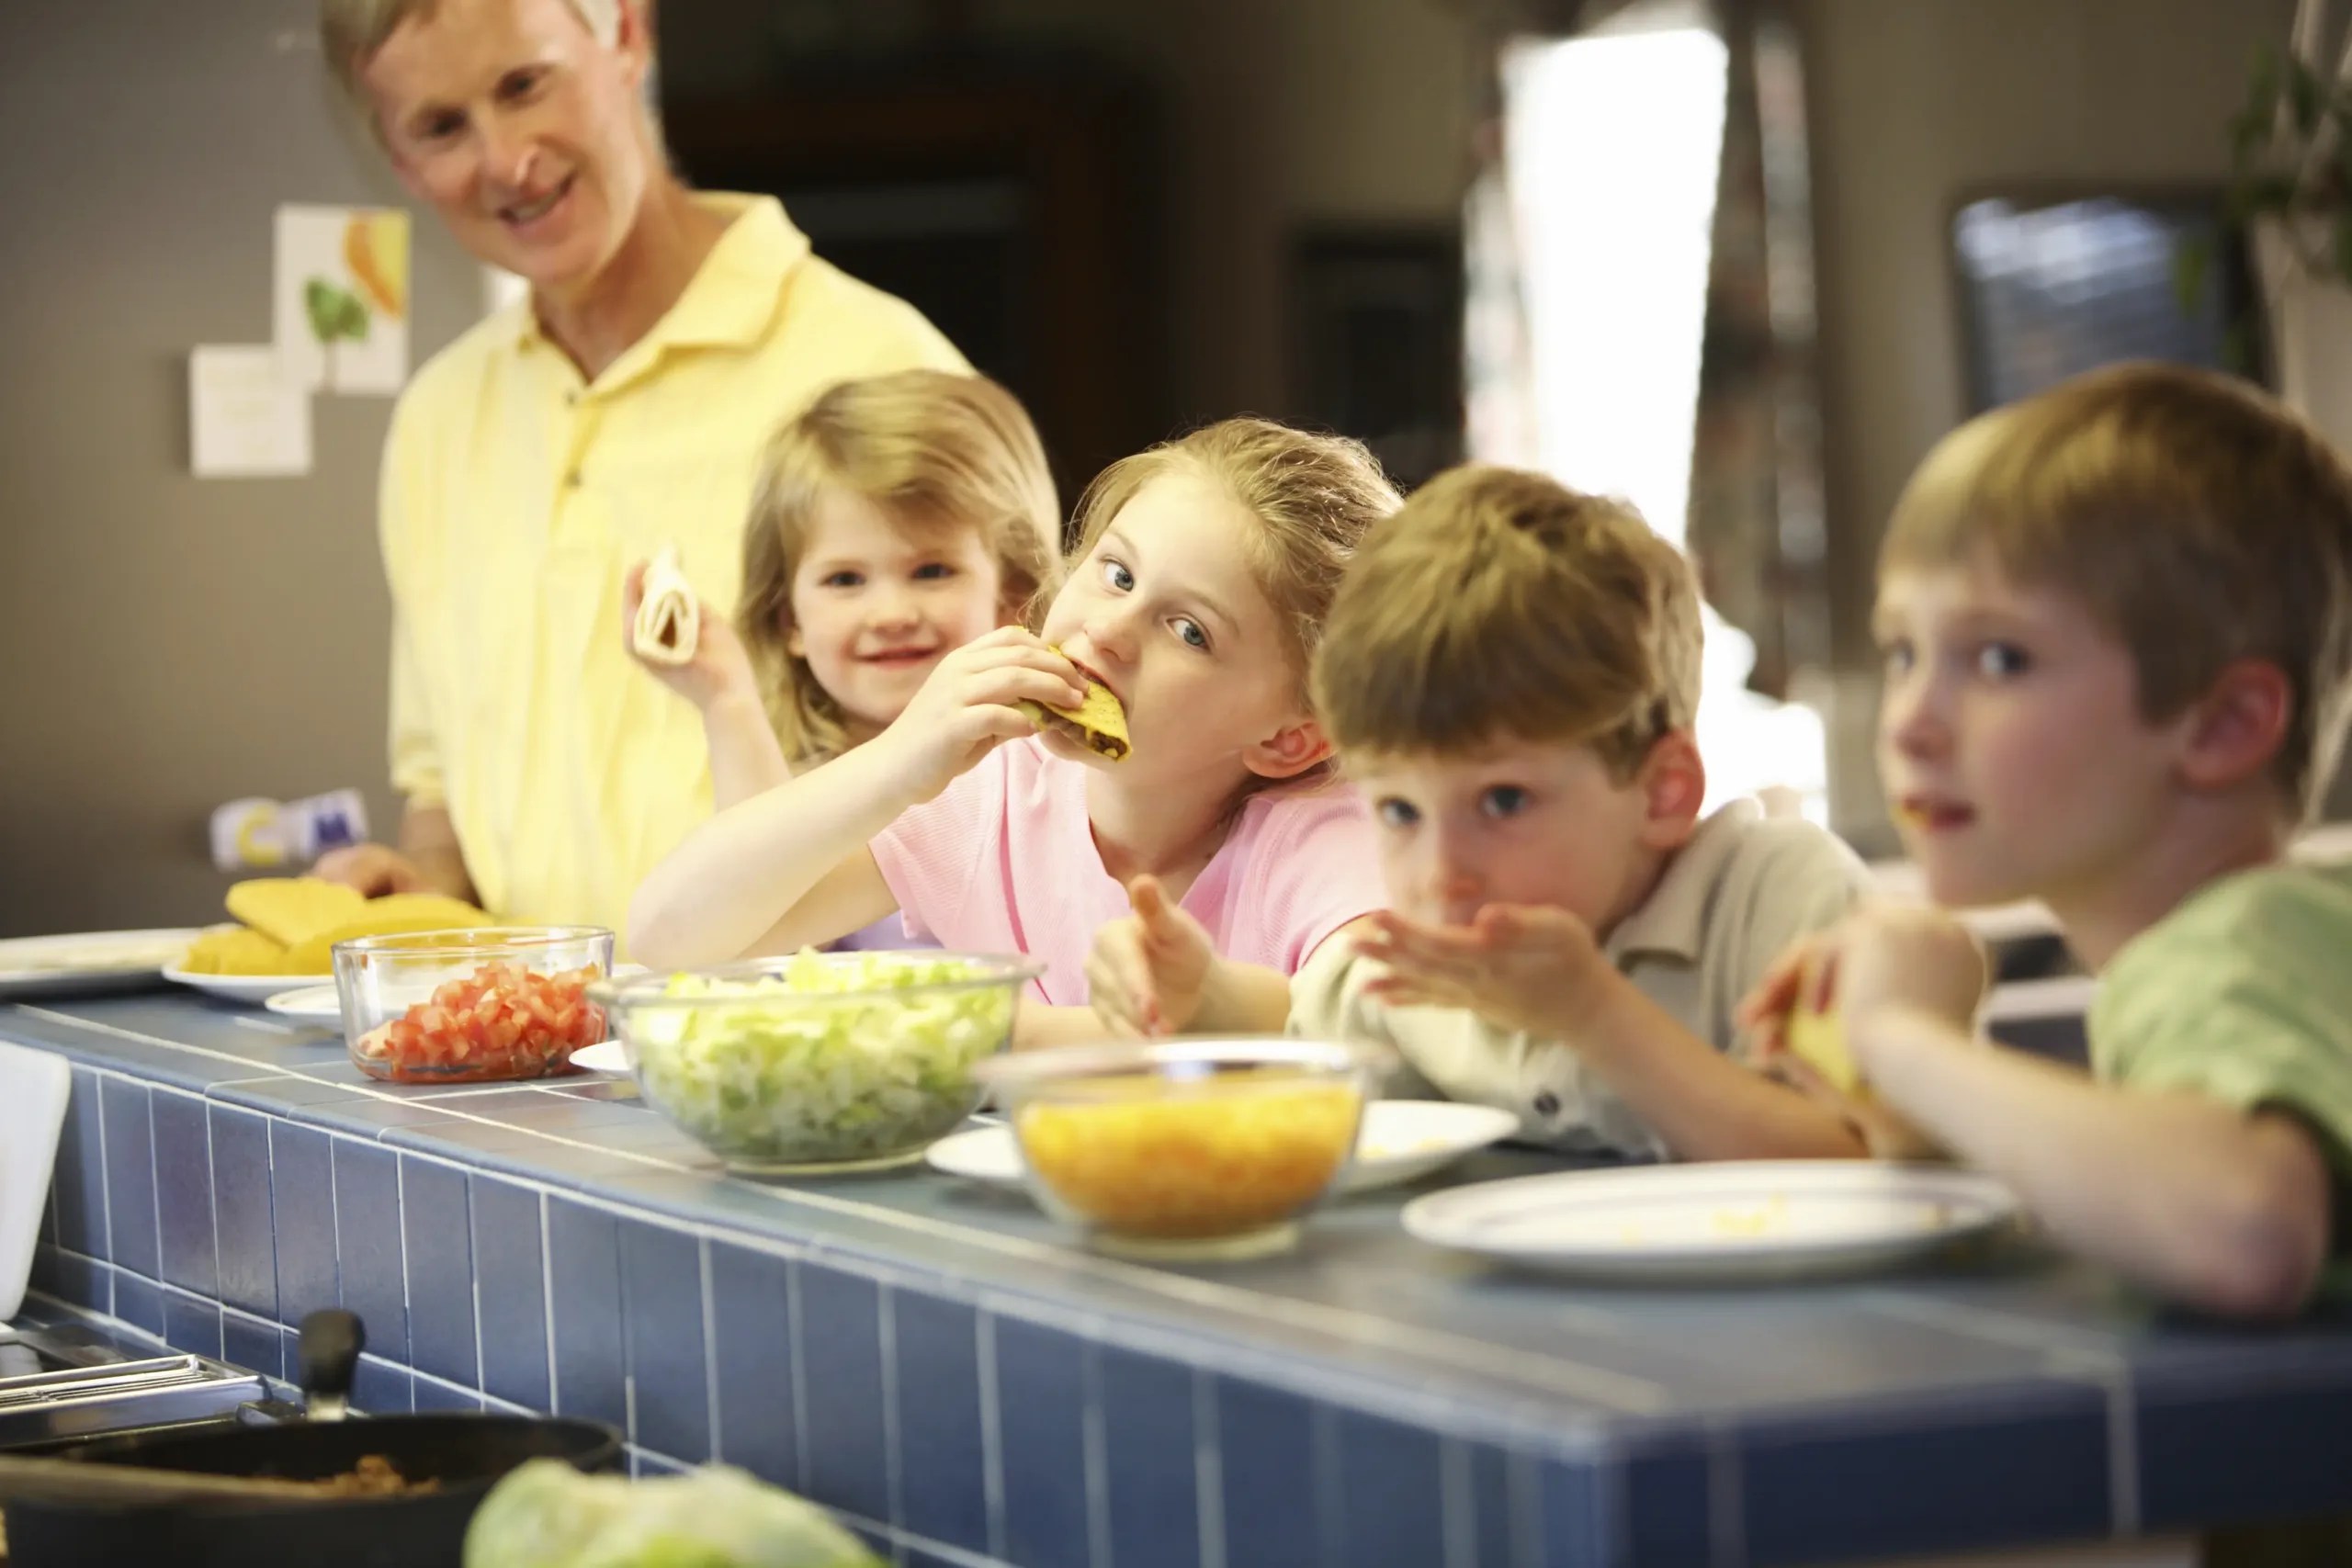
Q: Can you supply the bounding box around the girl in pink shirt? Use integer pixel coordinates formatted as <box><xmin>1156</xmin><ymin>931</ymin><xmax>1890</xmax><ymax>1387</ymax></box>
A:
<box><xmin>628</xmin><ymin>418</ymin><xmax>1400</xmax><ymax>1042</ymax></box>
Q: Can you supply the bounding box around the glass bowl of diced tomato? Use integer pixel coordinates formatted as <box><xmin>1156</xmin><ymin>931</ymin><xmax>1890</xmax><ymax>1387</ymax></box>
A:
<box><xmin>333</xmin><ymin>927</ymin><xmax>614</xmax><ymax>1084</ymax></box>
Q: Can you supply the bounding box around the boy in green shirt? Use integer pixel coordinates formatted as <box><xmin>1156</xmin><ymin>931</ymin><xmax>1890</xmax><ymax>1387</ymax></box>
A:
<box><xmin>1747</xmin><ymin>361</ymin><xmax>2352</xmax><ymax>1319</ymax></box>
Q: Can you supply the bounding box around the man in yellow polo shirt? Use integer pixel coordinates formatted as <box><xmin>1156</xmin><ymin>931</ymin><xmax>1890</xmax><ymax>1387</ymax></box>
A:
<box><xmin>312</xmin><ymin>0</ymin><xmax>966</xmax><ymax>941</ymax></box>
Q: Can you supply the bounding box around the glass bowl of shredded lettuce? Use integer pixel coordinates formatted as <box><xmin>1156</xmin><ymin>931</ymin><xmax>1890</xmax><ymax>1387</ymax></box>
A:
<box><xmin>592</xmin><ymin>950</ymin><xmax>1039</xmax><ymax>1174</ymax></box>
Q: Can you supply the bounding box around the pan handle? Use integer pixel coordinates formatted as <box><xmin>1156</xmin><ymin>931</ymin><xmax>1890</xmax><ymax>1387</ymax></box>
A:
<box><xmin>296</xmin><ymin>1311</ymin><xmax>364</xmax><ymax>1423</ymax></box>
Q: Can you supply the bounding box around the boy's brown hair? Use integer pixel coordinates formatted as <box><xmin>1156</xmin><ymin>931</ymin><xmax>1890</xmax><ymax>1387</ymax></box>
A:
<box><xmin>1312</xmin><ymin>464</ymin><xmax>1703</xmax><ymax>777</ymax></box>
<box><xmin>1883</xmin><ymin>361</ymin><xmax>2352</xmax><ymax>817</ymax></box>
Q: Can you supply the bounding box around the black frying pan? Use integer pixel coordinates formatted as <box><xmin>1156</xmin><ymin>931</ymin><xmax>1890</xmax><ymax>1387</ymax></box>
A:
<box><xmin>2</xmin><ymin>1311</ymin><xmax>620</xmax><ymax>1568</ymax></box>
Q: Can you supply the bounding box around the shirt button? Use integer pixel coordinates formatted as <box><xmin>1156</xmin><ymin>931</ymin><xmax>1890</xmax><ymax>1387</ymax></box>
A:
<box><xmin>1532</xmin><ymin>1090</ymin><xmax>1561</xmax><ymax>1120</ymax></box>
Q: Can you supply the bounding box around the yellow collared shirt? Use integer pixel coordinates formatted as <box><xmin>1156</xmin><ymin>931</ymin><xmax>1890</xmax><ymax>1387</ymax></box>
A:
<box><xmin>379</xmin><ymin>194</ymin><xmax>967</xmax><ymax>942</ymax></box>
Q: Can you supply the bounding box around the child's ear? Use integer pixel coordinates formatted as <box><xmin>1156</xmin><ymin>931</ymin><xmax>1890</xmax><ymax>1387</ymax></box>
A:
<box><xmin>1244</xmin><ymin>716</ymin><xmax>1334</xmax><ymax>782</ymax></box>
<box><xmin>785</xmin><ymin>626</ymin><xmax>806</xmax><ymax>659</ymax></box>
<box><xmin>2176</xmin><ymin>658</ymin><xmax>2291</xmax><ymax>793</ymax></box>
<box><xmin>1635</xmin><ymin>728</ymin><xmax>1707</xmax><ymax>850</ymax></box>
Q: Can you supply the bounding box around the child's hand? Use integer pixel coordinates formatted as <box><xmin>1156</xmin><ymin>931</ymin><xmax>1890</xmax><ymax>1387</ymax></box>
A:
<box><xmin>870</xmin><ymin>627</ymin><xmax>1087</xmax><ymax>804</ymax></box>
<box><xmin>1353</xmin><ymin>905</ymin><xmax>1609</xmax><ymax>1040</ymax></box>
<box><xmin>1738</xmin><ymin>906</ymin><xmax>1987</xmax><ymax>1062</ymax></box>
<box><xmin>1758</xmin><ymin>1043</ymin><xmax>1952</xmax><ymax>1161</ymax></box>
<box><xmin>1086</xmin><ymin>875</ymin><xmax>1215</xmax><ymax>1036</ymax></box>
<box><xmin>622</xmin><ymin>559</ymin><xmax>760</xmax><ymax>713</ymax></box>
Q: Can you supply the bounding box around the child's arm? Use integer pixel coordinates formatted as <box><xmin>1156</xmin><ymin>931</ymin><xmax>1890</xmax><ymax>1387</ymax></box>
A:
<box><xmin>1355</xmin><ymin>907</ymin><xmax>1866</xmax><ymax>1160</ymax></box>
<box><xmin>1849</xmin><ymin>1006</ymin><xmax>2331</xmax><ymax>1320</ymax></box>
<box><xmin>628</xmin><ymin>628</ymin><xmax>1087</xmax><ymax>967</ymax></box>
<box><xmin>622</xmin><ymin>560</ymin><xmax>793</xmax><ymax>808</ymax></box>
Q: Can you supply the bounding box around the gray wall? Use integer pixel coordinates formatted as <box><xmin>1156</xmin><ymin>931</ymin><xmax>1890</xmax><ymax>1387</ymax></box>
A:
<box><xmin>0</xmin><ymin>3</ymin><xmax>481</xmax><ymax>934</ymax></box>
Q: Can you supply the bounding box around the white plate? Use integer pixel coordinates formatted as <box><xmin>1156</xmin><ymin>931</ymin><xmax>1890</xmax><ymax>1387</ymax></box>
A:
<box><xmin>567</xmin><ymin>1039</ymin><xmax>630</xmax><ymax>1074</ymax></box>
<box><xmin>161</xmin><ymin>966</ymin><xmax>322</xmax><ymax>1004</ymax></box>
<box><xmin>1400</xmin><ymin>1160</ymin><xmax>2020</xmax><ymax>1283</ymax></box>
<box><xmin>0</xmin><ymin>930</ymin><xmax>204</xmax><ymax>1000</ymax></box>
<box><xmin>263</xmin><ymin>984</ymin><xmax>343</xmax><ymax>1022</ymax></box>
<box><xmin>926</xmin><ymin>1099</ymin><xmax>1520</xmax><ymax>1194</ymax></box>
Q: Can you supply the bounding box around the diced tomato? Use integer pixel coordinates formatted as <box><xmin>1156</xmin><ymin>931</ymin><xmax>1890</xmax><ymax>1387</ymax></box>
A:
<box><xmin>352</xmin><ymin>960</ymin><xmax>605</xmax><ymax>1084</ymax></box>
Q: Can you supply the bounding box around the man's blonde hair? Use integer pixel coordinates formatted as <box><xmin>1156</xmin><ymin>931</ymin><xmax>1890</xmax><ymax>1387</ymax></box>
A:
<box><xmin>1883</xmin><ymin>361</ymin><xmax>2352</xmax><ymax>817</ymax></box>
<box><xmin>738</xmin><ymin>371</ymin><xmax>1063</xmax><ymax>766</ymax></box>
<box><xmin>1314</xmin><ymin>465</ymin><xmax>1703</xmax><ymax>778</ymax></box>
<box><xmin>319</xmin><ymin>0</ymin><xmax>622</xmax><ymax>105</ymax></box>
<box><xmin>1069</xmin><ymin>419</ymin><xmax>1402</xmax><ymax>697</ymax></box>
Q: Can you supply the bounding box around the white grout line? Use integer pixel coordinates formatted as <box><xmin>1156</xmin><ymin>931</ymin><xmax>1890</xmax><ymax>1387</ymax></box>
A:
<box><xmin>787</xmin><ymin>1257</ymin><xmax>812</xmax><ymax>1496</ymax></box>
<box><xmin>879</xmin><ymin>1284</ymin><xmax>905</xmax><ymax>1534</ymax></box>
<box><xmin>540</xmin><ymin>1190</ymin><xmax>560</xmax><ymax>1414</ymax></box>
<box><xmin>142</xmin><ymin>1086</ymin><xmax>162</xmax><ymax>1282</ymax></box>
<box><xmin>90</xmin><ymin>1068</ymin><xmax>114</xmax><ymax>1262</ymax></box>
<box><xmin>1310</xmin><ymin>1403</ymin><xmax>1344</xmax><ymax>1568</ymax></box>
<box><xmin>1192</xmin><ymin>1371</ymin><xmax>1226</xmax><ymax>1568</ymax></box>
<box><xmin>1082</xmin><ymin>1340</ymin><xmax>1112</xmax><ymax>1568</ymax></box>
<box><xmin>466</xmin><ymin>1175</ymin><xmax>487</xmax><ymax>1390</ymax></box>
<box><xmin>394</xmin><ymin>1152</ymin><xmax>415</xmax><ymax>1378</ymax></box>
<box><xmin>700</xmin><ymin>1235</ymin><xmax>723</xmax><ymax>1463</ymax></box>
<box><xmin>1707</xmin><ymin>1421</ymin><xmax>1743</xmax><ymax>1568</ymax></box>
<box><xmin>1439</xmin><ymin>1438</ymin><xmax>1475</xmax><ymax>1568</ymax></box>
<box><xmin>978</xmin><ymin>1310</ymin><xmax>1008</xmax><ymax>1562</ymax></box>
<box><xmin>14</xmin><ymin>1005</ymin><xmax>1668</xmax><ymax>1416</ymax></box>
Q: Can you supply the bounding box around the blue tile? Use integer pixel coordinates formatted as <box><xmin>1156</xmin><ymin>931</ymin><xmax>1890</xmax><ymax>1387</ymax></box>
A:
<box><xmin>1215</xmin><ymin>1378</ymin><xmax>1321</xmax><ymax>1568</ymax></box>
<box><xmin>208</xmin><ymin>1105</ymin><xmax>276</xmax><ymax>1319</ymax></box>
<box><xmin>223</xmin><ymin>1310</ymin><xmax>285</xmax><ymax>1382</ymax></box>
<box><xmin>621</xmin><ymin>1217</ymin><xmax>709</xmax><ymax>1462</ymax></box>
<box><xmin>333</xmin><ymin>1138</ymin><xmax>408</xmax><ymax>1364</ymax></box>
<box><xmin>994</xmin><ymin>1315</ymin><xmax>1091</xmax><ymax>1568</ymax></box>
<box><xmin>161</xmin><ymin>1288</ymin><xmax>223</xmax><ymax>1361</ymax></box>
<box><xmin>354</xmin><ymin>1355</ymin><xmax>414</xmax><ymax>1415</ymax></box>
<box><xmin>112</xmin><ymin>1269</ymin><xmax>164</xmax><ymax>1337</ymax></box>
<box><xmin>548</xmin><ymin>1197</ymin><xmax>627</xmax><ymax>1429</ymax></box>
<box><xmin>800</xmin><ymin>1262</ymin><xmax>889</xmax><ymax>1523</ymax></box>
<box><xmin>1622</xmin><ymin>1438</ymin><xmax>1710</xmax><ymax>1566</ymax></box>
<box><xmin>99</xmin><ymin>1077</ymin><xmax>158</xmax><ymax>1279</ymax></box>
<box><xmin>893</xmin><ymin>1290</ymin><xmax>987</xmax><ymax>1553</ymax></box>
<box><xmin>51</xmin><ymin>1068</ymin><xmax>107</xmax><ymax>1258</ymax></box>
<box><xmin>151</xmin><ymin>1089</ymin><xmax>218</xmax><ymax>1298</ymax></box>
<box><xmin>28</xmin><ymin>1242</ymin><xmax>58</xmax><ymax>1297</ymax></box>
<box><xmin>1468</xmin><ymin>1444</ymin><xmax>1514</xmax><ymax>1568</ymax></box>
<box><xmin>1099</xmin><ymin>1348</ymin><xmax>1195</xmax><ymax>1568</ymax></box>
<box><xmin>413</xmin><ymin>1376</ymin><xmax>486</xmax><ymax>1415</ymax></box>
<box><xmin>633</xmin><ymin>1450</ymin><xmax>691</xmax><ymax>1478</ymax></box>
<box><xmin>471</xmin><ymin>1178</ymin><xmax>550</xmax><ymax>1411</ymax></box>
<box><xmin>2138</xmin><ymin>1355</ymin><xmax>2352</xmax><ymax>1529</ymax></box>
<box><xmin>1539</xmin><ymin>1459</ymin><xmax>1606</xmax><ymax>1567</ymax></box>
<box><xmin>271</xmin><ymin>1122</ymin><xmax>338</xmax><ymax>1327</ymax></box>
<box><xmin>1332</xmin><ymin>1411</ymin><xmax>1443</xmax><ymax>1568</ymax></box>
<box><xmin>1737</xmin><ymin>1382</ymin><xmax>2110</xmax><ymax>1566</ymax></box>
<box><xmin>400</xmin><ymin>1156</ymin><xmax>479</xmax><ymax>1389</ymax></box>
<box><xmin>40</xmin><ymin>1248</ymin><xmax>106</xmax><ymax>1314</ymax></box>
<box><xmin>708</xmin><ymin>1240</ymin><xmax>796</xmax><ymax>1488</ymax></box>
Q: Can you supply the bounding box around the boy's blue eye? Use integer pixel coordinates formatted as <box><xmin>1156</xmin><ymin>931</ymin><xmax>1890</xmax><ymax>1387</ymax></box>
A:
<box><xmin>1975</xmin><ymin>642</ymin><xmax>2030</xmax><ymax>678</ymax></box>
<box><xmin>1374</xmin><ymin>797</ymin><xmax>1419</xmax><ymax>829</ymax></box>
<box><xmin>1173</xmin><ymin>619</ymin><xmax>1208</xmax><ymax>650</ymax></box>
<box><xmin>1102</xmin><ymin>559</ymin><xmax>1135</xmax><ymax>592</ymax></box>
<box><xmin>1879</xmin><ymin>638</ymin><xmax>1914</xmax><ymax>677</ymax></box>
<box><xmin>1478</xmin><ymin>785</ymin><xmax>1530</xmax><ymax>819</ymax></box>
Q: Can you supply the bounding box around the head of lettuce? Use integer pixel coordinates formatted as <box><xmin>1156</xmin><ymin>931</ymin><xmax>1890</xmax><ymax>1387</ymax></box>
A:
<box><xmin>464</xmin><ymin>1460</ymin><xmax>883</xmax><ymax>1568</ymax></box>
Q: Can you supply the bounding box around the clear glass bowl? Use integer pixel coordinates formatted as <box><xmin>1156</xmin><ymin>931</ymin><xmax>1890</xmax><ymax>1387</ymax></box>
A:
<box><xmin>590</xmin><ymin>952</ymin><xmax>1040</xmax><ymax>1175</ymax></box>
<box><xmin>975</xmin><ymin>1038</ymin><xmax>1381</xmax><ymax>1260</ymax></box>
<box><xmin>333</xmin><ymin>927</ymin><xmax>615</xmax><ymax>1084</ymax></box>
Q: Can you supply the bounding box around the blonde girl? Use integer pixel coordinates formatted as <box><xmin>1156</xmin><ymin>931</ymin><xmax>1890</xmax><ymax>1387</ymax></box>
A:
<box><xmin>628</xmin><ymin>418</ymin><xmax>1402</xmax><ymax>1041</ymax></box>
<box><xmin>624</xmin><ymin>369</ymin><xmax>1061</xmax><ymax>946</ymax></box>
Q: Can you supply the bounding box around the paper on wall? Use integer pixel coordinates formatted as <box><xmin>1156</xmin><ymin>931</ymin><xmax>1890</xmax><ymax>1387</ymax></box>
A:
<box><xmin>189</xmin><ymin>345</ymin><xmax>311</xmax><ymax>477</ymax></box>
<box><xmin>275</xmin><ymin>203</ymin><xmax>411</xmax><ymax>394</ymax></box>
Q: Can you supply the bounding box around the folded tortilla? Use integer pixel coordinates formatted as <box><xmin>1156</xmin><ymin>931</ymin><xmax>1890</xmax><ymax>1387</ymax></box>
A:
<box><xmin>1020</xmin><ymin>651</ymin><xmax>1130</xmax><ymax>761</ymax></box>
<box><xmin>632</xmin><ymin>545</ymin><xmax>698</xmax><ymax>666</ymax></box>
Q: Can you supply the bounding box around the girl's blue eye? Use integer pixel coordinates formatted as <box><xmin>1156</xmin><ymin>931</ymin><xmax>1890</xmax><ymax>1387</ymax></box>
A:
<box><xmin>1879</xmin><ymin>638</ymin><xmax>1914</xmax><ymax>677</ymax></box>
<box><xmin>912</xmin><ymin>562</ymin><xmax>954</xmax><ymax>581</ymax></box>
<box><xmin>820</xmin><ymin>570</ymin><xmax>863</xmax><ymax>589</ymax></box>
<box><xmin>1374</xmin><ymin>797</ymin><xmax>1419</xmax><ymax>828</ymax></box>
<box><xmin>1975</xmin><ymin>642</ymin><xmax>2030</xmax><ymax>678</ymax></box>
<box><xmin>1478</xmin><ymin>785</ymin><xmax>1530</xmax><ymax>819</ymax></box>
<box><xmin>1102</xmin><ymin>559</ymin><xmax>1135</xmax><ymax>592</ymax></box>
<box><xmin>1174</xmin><ymin>619</ymin><xmax>1207</xmax><ymax>650</ymax></box>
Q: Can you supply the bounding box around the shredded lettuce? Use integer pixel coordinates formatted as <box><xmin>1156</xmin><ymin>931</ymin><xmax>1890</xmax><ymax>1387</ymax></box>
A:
<box><xmin>464</xmin><ymin>1460</ymin><xmax>881</xmax><ymax>1568</ymax></box>
<box><xmin>626</xmin><ymin>951</ymin><xmax>1016</xmax><ymax>1166</ymax></box>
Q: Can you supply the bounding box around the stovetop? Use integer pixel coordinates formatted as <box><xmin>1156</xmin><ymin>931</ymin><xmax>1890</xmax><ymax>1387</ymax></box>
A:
<box><xmin>0</xmin><ymin>1310</ymin><xmax>272</xmax><ymax>1452</ymax></box>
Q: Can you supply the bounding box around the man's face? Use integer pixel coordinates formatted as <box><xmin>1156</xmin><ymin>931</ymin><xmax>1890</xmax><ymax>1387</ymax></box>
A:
<box><xmin>362</xmin><ymin>0</ymin><xmax>652</xmax><ymax>301</ymax></box>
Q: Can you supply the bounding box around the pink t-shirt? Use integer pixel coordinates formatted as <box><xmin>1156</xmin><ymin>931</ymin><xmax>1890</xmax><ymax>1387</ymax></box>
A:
<box><xmin>868</xmin><ymin>737</ymin><xmax>1387</xmax><ymax>1006</ymax></box>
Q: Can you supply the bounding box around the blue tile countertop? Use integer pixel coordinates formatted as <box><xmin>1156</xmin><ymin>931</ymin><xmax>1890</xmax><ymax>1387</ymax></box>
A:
<box><xmin>7</xmin><ymin>990</ymin><xmax>2349</xmax><ymax>1568</ymax></box>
